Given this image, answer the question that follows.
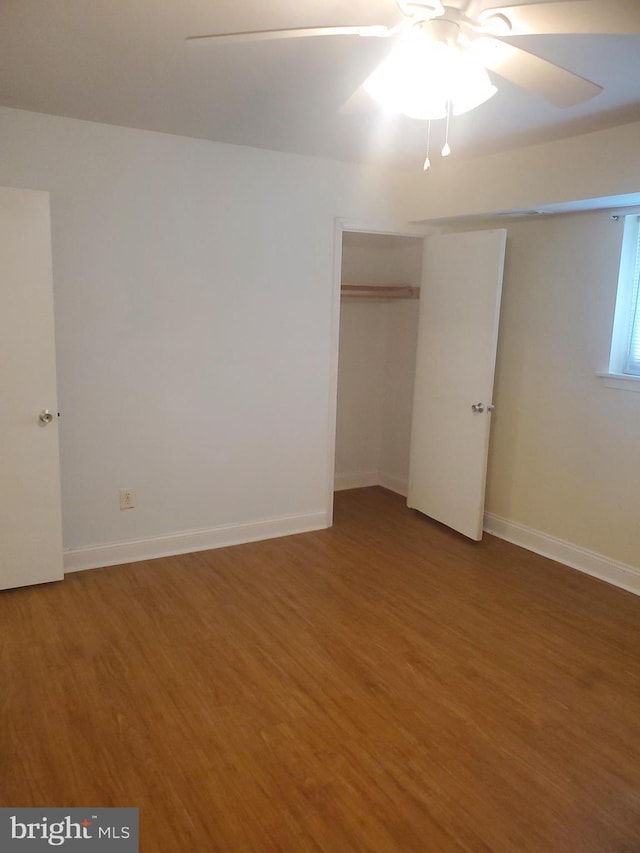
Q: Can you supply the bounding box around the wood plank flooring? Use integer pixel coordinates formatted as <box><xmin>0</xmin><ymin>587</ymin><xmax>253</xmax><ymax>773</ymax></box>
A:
<box><xmin>1</xmin><ymin>487</ymin><xmax>639</xmax><ymax>851</ymax></box>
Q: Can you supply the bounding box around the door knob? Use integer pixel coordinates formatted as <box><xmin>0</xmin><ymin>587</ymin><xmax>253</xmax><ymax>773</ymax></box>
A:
<box><xmin>471</xmin><ymin>403</ymin><xmax>485</xmax><ymax>413</ymax></box>
<box><xmin>39</xmin><ymin>409</ymin><xmax>54</xmax><ymax>425</ymax></box>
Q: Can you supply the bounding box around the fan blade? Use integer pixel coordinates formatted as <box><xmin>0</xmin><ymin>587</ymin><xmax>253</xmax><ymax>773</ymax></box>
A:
<box><xmin>479</xmin><ymin>0</ymin><xmax>640</xmax><ymax>35</ymax></box>
<box><xmin>478</xmin><ymin>37</ymin><xmax>602</xmax><ymax>106</ymax></box>
<box><xmin>477</xmin><ymin>0</ymin><xmax>582</xmax><ymax>7</ymax></box>
<box><xmin>187</xmin><ymin>25</ymin><xmax>396</xmax><ymax>44</ymax></box>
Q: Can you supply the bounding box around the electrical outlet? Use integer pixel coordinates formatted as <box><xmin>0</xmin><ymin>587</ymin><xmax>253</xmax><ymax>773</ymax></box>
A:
<box><xmin>119</xmin><ymin>489</ymin><xmax>135</xmax><ymax>510</ymax></box>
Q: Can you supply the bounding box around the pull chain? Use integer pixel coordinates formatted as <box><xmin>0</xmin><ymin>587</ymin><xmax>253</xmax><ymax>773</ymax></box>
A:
<box><xmin>441</xmin><ymin>100</ymin><xmax>452</xmax><ymax>157</ymax></box>
<box><xmin>423</xmin><ymin>120</ymin><xmax>432</xmax><ymax>172</ymax></box>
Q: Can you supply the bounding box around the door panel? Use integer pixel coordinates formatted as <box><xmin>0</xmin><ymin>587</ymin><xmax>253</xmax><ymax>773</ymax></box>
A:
<box><xmin>0</xmin><ymin>187</ymin><xmax>64</xmax><ymax>589</ymax></box>
<box><xmin>407</xmin><ymin>229</ymin><xmax>506</xmax><ymax>540</ymax></box>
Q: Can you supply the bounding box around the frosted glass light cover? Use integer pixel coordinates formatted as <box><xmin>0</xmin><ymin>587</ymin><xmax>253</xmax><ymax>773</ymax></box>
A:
<box><xmin>363</xmin><ymin>34</ymin><xmax>497</xmax><ymax>120</ymax></box>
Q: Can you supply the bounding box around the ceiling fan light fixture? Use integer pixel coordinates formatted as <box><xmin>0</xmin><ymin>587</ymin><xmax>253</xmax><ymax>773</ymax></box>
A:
<box><xmin>363</xmin><ymin>35</ymin><xmax>446</xmax><ymax>118</ymax></box>
<box><xmin>450</xmin><ymin>66</ymin><xmax>497</xmax><ymax>115</ymax></box>
<box><xmin>363</xmin><ymin>35</ymin><xmax>497</xmax><ymax>121</ymax></box>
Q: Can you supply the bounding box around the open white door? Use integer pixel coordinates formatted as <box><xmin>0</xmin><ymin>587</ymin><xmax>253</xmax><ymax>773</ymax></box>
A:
<box><xmin>0</xmin><ymin>187</ymin><xmax>64</xmax><ymax>589</ymax></box>
<box><xmin>407</xmin><ymin>229</ymin><xmax>506</xmax><ymax>540</ymax></box>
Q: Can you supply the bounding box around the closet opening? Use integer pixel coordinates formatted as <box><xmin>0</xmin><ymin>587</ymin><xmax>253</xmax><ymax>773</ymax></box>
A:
<box><xmin>333</xmin><ymin>230</ymin><xmax>424</xmax><ymax>507</ymax></box>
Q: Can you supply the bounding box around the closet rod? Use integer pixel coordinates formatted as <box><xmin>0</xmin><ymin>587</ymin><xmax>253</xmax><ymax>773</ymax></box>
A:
<box><xmin>341</xmin><ymin>283</ymin><xmax>419</xmax><ymax>300</ymax></box>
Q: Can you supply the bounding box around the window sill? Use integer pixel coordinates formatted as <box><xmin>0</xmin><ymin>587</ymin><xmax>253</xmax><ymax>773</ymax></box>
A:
<box><xmin>597</xmin><ymin>372</ymin><xmax>640</xmax><ymax>393</ymax></box>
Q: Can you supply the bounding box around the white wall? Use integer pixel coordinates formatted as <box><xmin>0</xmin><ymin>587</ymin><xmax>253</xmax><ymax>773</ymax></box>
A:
<box><xmin>379</xmin><ymin>298</ymin><xmax>420</xmax><ymax>491</ymax></box>
<box><xmin>335</xmin><ymin>234</ymin><xmax>422</xmax><ymax>493</ymax></box>
<box><xmin>0</xmin><ymin>106</ymin><xmax>412</xmax><ymax>563</ymax></box>
<box><xmin>407</xmin><ymin>121</ymin><xmax>640</xmax><ymax>222</ymax></box>
<box><xmin>3</xmin><ymin>103</ymin><xmax>639</xmax><ymax>586</ymax></box>
<box><xmin>485</xmin><ymin>209</ymin><xmax>640</xmax><ymax>569</ymax></box>
<box><xmin>334</xmin><ymin>300</ymin><xmax>387</xmax><ymax>487</ymax></box>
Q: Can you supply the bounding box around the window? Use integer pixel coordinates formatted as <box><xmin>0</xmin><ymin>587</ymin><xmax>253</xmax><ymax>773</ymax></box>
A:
<box><xmin>609</xmin><ymin>214</ymin><xmax>640</xmax><ymax>379</ymax></box>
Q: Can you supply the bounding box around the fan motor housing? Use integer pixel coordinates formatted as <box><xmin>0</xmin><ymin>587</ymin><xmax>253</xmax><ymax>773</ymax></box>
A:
<box><xmin>396</xmin><ymin>1</ymin><xmax>445</xmax><ymax>21</ymax></box>
<box><xmin>415</xmin><ymin>18</ymin><xmax>461</xmax><ymax>45</ymax></box>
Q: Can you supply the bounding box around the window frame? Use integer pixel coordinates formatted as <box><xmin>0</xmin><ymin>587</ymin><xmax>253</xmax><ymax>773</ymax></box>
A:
<box><xmin>603</xmin><ymin>213</ymin><xmax>640</xmax><ymax>390</ymax></box>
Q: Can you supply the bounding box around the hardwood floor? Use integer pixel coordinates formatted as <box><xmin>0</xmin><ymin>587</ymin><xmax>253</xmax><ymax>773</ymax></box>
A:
<box><xmin>2</xmin><ymin>487</ymin><xmax>639</xmax><ymax>851</ymax></box>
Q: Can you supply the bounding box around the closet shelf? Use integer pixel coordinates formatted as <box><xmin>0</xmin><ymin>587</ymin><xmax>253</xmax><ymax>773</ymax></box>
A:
<box><xmin>341</xmin><ymin>282</ymin><xmax>419</xmax><ymax>300</ymax></box>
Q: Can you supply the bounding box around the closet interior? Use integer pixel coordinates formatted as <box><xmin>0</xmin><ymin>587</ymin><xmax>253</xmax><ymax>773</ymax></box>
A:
<box><xmin>334</xmin><ymin>231</ymin><xmax>424</xmax><ymax>498</ymax></box>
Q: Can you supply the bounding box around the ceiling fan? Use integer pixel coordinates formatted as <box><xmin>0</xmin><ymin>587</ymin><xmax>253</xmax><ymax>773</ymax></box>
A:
<box><xmin>187</xmin><ymin>0</ymin><xmax>640</xmax><ymax>167</ymax></box>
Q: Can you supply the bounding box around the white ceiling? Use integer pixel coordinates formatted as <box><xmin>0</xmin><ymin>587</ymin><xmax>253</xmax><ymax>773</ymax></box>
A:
<box><xmin>2</xmin><ymin>0</ymin><xmax>640</xmax><ymax>170</ymax></box>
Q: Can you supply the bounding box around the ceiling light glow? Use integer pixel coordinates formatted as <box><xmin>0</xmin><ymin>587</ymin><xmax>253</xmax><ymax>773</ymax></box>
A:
<box><xmin>363</xmin><ymin>31</ymin><xmax>497</xmax><ymax>121</ymax></box>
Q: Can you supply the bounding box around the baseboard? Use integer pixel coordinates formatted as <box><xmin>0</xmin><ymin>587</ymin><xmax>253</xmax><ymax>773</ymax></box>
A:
<box><xmin>334</xmin><ymin>471</ymin><xmax>409</xmax><ymax>497</ymax></box>
<box><xmin>334</xmin><ymin>471</ymin><xmax>379</xmax><ymax>491</ymax></box>
<box><xmin>64</xmin><ymin>511</ymin><xmax>327</xmax><ymax>573</ymax></box>
<box><xmin>379</xmin><ymin>473</ymin><xmax>408</xmax><ymax>497</ymax></box>
<box><xmin>484</xmin><ymin>512</ymin><xmax>640</xmax><ymax>597</ymax></box>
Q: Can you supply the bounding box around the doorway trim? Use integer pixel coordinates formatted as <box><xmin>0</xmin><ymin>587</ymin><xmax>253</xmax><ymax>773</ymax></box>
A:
<box><xmin>324</xmin><ymin>218</ymin><xmax>433</xmax><ymax>527</ymax></box>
